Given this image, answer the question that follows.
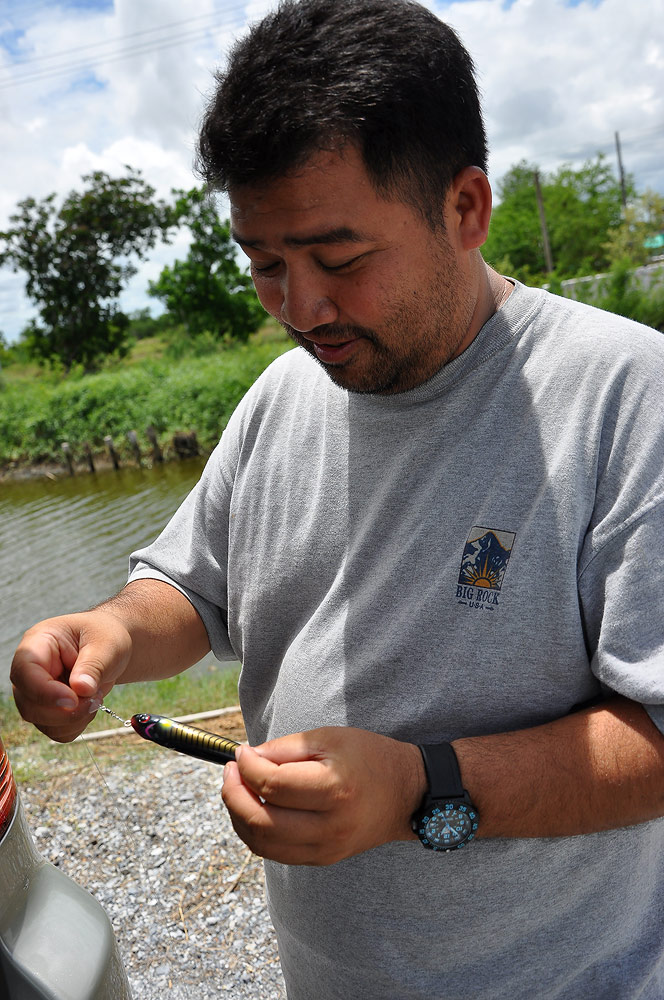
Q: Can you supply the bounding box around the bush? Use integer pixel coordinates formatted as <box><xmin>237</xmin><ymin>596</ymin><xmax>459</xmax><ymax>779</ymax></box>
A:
<box><xmin>0</xmin><ymin>338</ymin><xmax>292</xmax><ymax>465</ymax></box>
<box><xmin>571</xmin><ymin>260</ymin><xmax>664</xmax><ymax>332</ymax></box>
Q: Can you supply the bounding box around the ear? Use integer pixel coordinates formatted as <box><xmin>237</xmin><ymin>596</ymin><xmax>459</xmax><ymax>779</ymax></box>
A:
<box><xmin>446</xmin><ymin>166</ymin><xmax>492</xmax><ymax>251</ymax></box>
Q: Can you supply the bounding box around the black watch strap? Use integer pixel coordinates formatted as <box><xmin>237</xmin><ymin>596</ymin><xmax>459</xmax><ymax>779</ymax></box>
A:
<box><xmin>418</xmin><ymin>743</ymin><xmax>464</xmax><ymax>800</ymax></box>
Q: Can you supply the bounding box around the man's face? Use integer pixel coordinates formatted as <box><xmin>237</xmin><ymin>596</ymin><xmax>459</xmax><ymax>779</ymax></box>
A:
<box><xmin>230</xmin><ymin>145</ymin><xmax>478</xmax><ymax>394</ymax></box>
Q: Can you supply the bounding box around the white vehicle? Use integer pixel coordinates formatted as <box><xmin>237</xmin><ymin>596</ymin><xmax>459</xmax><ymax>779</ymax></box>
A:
<box><xmin>0</xmin><ymin>733</ymin><xmax>132</xmax><ymax>999</ymax></box>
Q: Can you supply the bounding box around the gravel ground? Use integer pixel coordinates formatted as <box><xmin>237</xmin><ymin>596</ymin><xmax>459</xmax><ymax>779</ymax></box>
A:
<box><xmin>18</xmin><ymin>712</ymin><xmax>287</xmax><ymax>1000</ymax></box>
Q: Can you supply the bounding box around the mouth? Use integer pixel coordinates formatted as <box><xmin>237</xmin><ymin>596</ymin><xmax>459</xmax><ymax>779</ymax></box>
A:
<box><xmin>309</xmin><ymin>338</ymin><xmax>361</xmax><ymax>364</ymax></box>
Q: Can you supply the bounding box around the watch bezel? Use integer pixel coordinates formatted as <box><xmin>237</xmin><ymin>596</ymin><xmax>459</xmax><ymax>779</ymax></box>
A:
<box><xmin>413</xmin><ymin>796</ymin><xmax>479</xmax><ymax>851</ymax></box>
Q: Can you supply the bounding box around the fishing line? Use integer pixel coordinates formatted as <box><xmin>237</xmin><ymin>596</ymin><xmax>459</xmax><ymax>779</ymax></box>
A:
<box><xmin>80</xmin><ymin>706</ymin><xmax>151</xmax><ymax>892</ymax></box>
<box><xmin>80</xmin><ymin>704</ymin><xmax>241</xmax><ymax>938</ymax></box>
<box><xmin>81</xmin><ymin>737</ymin><xmax>149</xmax><ymax>884</ymax></box>
<box><xmin>79</xmin><ymin>709</ymin><xmax>190</xmax><ymax>955</ymax></box>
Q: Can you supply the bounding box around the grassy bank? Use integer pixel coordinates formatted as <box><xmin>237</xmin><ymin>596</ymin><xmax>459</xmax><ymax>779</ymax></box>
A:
<box><xmin>1</xmin><ymin>664</ymin><xmax>242</xmax><ymax>782</ymax></box>
<box><xmin>0</xmin><ymin>325</ymin><xmax>292</xmax><ymax>468</ymax></box>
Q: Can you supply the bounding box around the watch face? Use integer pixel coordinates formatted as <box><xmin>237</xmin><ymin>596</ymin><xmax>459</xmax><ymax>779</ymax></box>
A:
<box><xmin>418</xmin><ymin>801</ymin><xmax>479</xmax><ymax>851</ymax></box>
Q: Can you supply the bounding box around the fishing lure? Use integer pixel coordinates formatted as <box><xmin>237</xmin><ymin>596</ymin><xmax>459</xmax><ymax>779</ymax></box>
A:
<box><xmin>130</xmin><ymin>713</ymin><xmax>239</xmax><ymax>766</ymax></box>
<box><xmin>94</xmin><ymin>704</ymin><xmax>239</xmax><ymax>765</ymax></box>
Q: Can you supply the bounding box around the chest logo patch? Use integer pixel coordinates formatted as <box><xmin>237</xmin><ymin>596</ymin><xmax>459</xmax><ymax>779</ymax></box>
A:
<box><xmin>456</xmin><ymin>526</ymin><xmax>516</xmax><ymax>610</ymax></box>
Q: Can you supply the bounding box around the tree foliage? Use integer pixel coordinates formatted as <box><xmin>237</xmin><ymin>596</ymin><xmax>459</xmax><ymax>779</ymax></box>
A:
<box><xmin>571</xmin><ymin>258</ymin><xmax>664</xmax><ymax>332</ymax></box>
<box><xmin>148</xmin><ymin>187</ymin><xmax>265</xmax><ymax>342</ymax></box>
<box><xmin>483</xmin><ymin>155</ymin><xmax>632</xmax><ymax>283</ymax></box>
<box><xmin>603</xmin><ymin>189</ymin><xmax>664</xmax><ymax>267</ymax></box>
<box><xmin>0</xmin><ymin>168</ymin><xmax>174</xmax><ymax>370</ymax></box>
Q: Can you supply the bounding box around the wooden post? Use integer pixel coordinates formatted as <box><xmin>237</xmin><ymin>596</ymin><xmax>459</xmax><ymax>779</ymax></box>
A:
<box><xmin>173</xmin><ymin>431</ymin><xmax>199</xmax><ymax>459</ymax></box>
<box><xmin>83</xmin><ymin>442</ymin><xmax>96</xmax><ymax>473</ymax></box>
<box><xmin>126</xmin><ymin>430</ymin><xmax>142</xmax><ymax>466</ymax></box>
<box><xmin>61</xmin><ymin>441</ymin><xmax>74</xmax><ymax>476</ymax></box>
<box><xmin>104</xmin><ymin>435</ymin><xmax>121</xmax><ymax>470</ymax></box>
<box><xmin>615</xmin><ymin>131</ymin><xmax>627</xmax><ymax>210</ymax></box>
<box><xmin>533</xmin><ymin>170</ymin><xmax>554</xmax><ymax>274</ymax></box>
<box><xmin>146</xmin><ymin>426</ymin><xmax>163</xmax><ymax>463</ymax></box>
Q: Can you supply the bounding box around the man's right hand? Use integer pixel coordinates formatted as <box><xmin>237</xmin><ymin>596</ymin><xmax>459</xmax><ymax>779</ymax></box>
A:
<box><xmin>10</xmin><ymin>611</ymin><xmax>132</xmax><ymax>743</ymax></box>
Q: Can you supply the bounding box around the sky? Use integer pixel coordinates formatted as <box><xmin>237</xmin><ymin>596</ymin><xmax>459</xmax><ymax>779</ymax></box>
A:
<box><xmin>1</xmin><ymin>0</ymin><xmax>663</xmax><ymax>342</ymax></box>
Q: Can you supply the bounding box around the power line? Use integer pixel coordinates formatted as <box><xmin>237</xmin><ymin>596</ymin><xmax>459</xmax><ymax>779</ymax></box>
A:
<box><xmin>618</xmin><ymin>123</ymin><xmax>664</xmax><ymax>146</ymax></box>
<box><xmin>1</xmin><ymin>27</ymin><xmax>225</xmax><ymax>88</ymax></box>
<box><xmin>3</xmin><ymin>8</ymin><xmax>242</xmax><ymax>69</ymax></box>
<box><xmin>0</xmin><ymin>3</ymin><xmax>249</xmax><ymax>90</ymax></box>
<box><xmin>3</xmin><ymin>14</ymin><xmax>226</xmax><ymax>66</ymax></box>
<box><xmin>0</xmin><ymin>0</ymin><xmax>65</xmax><ymax>19</ymax></box>
<box><xmin>0</xmin><ymin>9</ymin><xmax>250</xmax><ymax>91</ymax></box>
<box><xmin>532</xmin><ymin>125</ymin><xmax>664</xmax><ymax>169</ymax></box>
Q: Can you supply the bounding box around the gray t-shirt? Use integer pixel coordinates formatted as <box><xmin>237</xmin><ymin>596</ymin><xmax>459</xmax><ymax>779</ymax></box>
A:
<box><xmin>130</xmin><ymin>282</ymin><xmax>664</xmax><ymax>998</ymax></box>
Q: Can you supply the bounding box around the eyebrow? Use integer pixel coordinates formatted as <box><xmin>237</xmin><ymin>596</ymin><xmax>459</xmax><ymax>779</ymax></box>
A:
<box><xmin>231</xmin><ymin>226</ymin><xmax>375</xmax><ymax>250</ymax></box>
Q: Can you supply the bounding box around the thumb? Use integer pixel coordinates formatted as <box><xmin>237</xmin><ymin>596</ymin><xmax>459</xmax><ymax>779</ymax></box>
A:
<box><xmin>252</xmin><ymin>729</ymin><xmax>332</xmax><ymax>765</ymax></box>
<box><xmin>68</xmin><ymin>635</ymin><xmax>131</xmax><ymax>700</ymax></box>
<box><xmin>69</xmin><ymin>659</ymin><xmax>103</xmax><ymax>699</ymax></box>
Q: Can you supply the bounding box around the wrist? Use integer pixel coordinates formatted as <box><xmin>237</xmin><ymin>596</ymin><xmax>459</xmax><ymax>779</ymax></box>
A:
<box><xmin>411</xmin><ymin>741</ymin><xmax>480</xmax><ymax>851</ymax></box>
<box><xmin>396</xmin><ymin>740</ymin><xmax>428</xmax><ymax>841</ymax></box>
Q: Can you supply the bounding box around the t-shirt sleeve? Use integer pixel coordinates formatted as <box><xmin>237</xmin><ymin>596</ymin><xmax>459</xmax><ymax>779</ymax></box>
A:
<box><xmin>127</xmin><ymin>433</ymin><xmax>238</xmax><ymax>662</ymax></box>
<box><xmin>579</xmin><ymin>499</ymin><xmax>664</xmax><ymax>735</ymax></box>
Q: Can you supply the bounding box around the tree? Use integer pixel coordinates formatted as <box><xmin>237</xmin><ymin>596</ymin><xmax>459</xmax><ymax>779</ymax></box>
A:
<box><xmin>603</xmin><ymin>189</ymin><xmax>664</xmax><ymax>267</ymax></box>
<box><xmin>482</xmin><ymin>161</ymin><xmax>544</xmax><ymax>280</ymax></box>
<box><xmin>0</xmin><ymin>169</ymin><xmax>174</xmax><ymax>370</ymax></box>
<box><xmin>148</xmin><ymin>187</ymin><xmax>265</xmax><ymax>342</ymax></box>
<box><xmin>126</xmin><ymin>307</ymin><xmax>175</xmax><ymax>340</ymax></box>
<box><xmin>483</xmin><ymin>155</ymin><xmax>631</xmax><ymax>283</ymax></box>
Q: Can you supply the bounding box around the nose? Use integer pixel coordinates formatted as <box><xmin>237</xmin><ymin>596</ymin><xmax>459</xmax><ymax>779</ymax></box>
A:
<box><xmin>280</xmin><ymin>269</ymin><xmax>338</xmax><ymax>332</ymax></box>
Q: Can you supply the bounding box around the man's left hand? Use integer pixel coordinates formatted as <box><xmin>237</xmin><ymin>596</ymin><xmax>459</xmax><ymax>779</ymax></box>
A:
<box><xmin>221</xmin><ymin>726</ymin><xmax>426</xmax><ymax>865</ymax></box>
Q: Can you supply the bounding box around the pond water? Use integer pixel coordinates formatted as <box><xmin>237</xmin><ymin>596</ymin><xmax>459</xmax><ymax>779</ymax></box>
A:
<box><xmin>0</xmin><ymin>458</ymin><xmax>230</xmax><ymax>693</ymax></box>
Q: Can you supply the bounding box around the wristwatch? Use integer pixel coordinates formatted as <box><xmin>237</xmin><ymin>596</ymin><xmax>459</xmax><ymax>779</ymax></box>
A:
<box><xmin>411</xmin><ymin>743</ymin><xmax>479</xmax><ymax>851</ymax></box>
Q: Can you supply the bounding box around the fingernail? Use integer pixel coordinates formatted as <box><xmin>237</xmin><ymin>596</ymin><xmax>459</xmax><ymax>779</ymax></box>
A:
<box><xmin>56</xmin><ymin>698</ymin><xmax>77</xmax><ymax>710</ymax></box>
<box><xmin>76</xmin><ymin>673</ymin><xmax>97</xmax><ymax>693</ymax></box>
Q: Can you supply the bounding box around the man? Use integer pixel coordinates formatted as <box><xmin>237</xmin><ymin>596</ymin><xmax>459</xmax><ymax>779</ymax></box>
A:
<box><xmin>11</xmin><ymin>1</ymin><xmax>664</xmax><ymax>997</ymax></box>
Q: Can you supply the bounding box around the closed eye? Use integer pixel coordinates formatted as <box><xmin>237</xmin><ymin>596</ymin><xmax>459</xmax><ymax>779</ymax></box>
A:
<box><xmin>251</xmin><ymin>260</ymin><xmax>280</xmax><ymax>274</ymax></box>
<box><xmin>251</xmin><ymin>254</ymin><xmax>366</xmax><ymax>276</ymax></box>
<box><xmin>319</xmin><ymin>253</ymin><xmax>366</xmax><ymax>272</ymax></box>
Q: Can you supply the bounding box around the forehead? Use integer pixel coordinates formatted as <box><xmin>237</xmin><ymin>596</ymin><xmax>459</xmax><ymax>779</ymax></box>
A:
<box><xmin>229</xmin><ymin>146</ymin><xmax>409</xmax><ymax>244</ymax></box>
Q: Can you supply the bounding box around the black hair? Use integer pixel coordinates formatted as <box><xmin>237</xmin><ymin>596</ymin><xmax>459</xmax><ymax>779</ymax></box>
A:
<box><xmin>197</xmin><ymin>0</ymin><xmax>487</xmax><ymax>226</ymax></box>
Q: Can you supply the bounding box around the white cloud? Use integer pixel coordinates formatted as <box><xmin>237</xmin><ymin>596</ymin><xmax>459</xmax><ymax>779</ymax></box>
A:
<box><xmin>1</xmin><ymin>0</ymin><xmax>663</xmax><ymax>340</ymax></box>
<box><xmin>439</xmin><ymin>0</ymin><xmax>664</xmax><ymax>191</ymax></box>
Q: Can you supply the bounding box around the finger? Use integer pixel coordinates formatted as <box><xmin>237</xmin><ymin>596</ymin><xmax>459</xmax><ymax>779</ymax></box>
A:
<box><xmin>12</xmin><ymin>656</ymin><xmax>78</xmax><ymax>712</ymax></box>
<box><xmin>234</xmin><ymin>744</ymin><xmax>341</xmax><ymax>811</ymax></box>
<box><xmin>13</xmin><ymin>684</ymin><xmax>100</xmax><ymax>741</ymax></box>
<box><xmin>11</xmin><ymin>629</ymin><xmax>104</xmax><ymax>736</ymax></box>
<box><xmin>11</xmin><ymin>648</ymin><xmax>88</xmax><ymax>726</ymax></box>
<box><xmin>12</xmin><ymin>629</ymin><xmax>74</xmax><ymax>686</ymax></box>
<box><xmin>222</xmin><ymin>764</ymin><xmax>340</xmax><ymax>865</ymax></box>
<box><xmin>252</xmin><ymin>729</ymin><xmax>333</xmax><ymax>764</ymax></box>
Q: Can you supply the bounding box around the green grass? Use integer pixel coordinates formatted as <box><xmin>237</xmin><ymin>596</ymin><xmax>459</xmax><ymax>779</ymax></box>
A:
<box><xmin>0</xmin><ymin>324</ymin><xmax>293</xmax><ymax>466</ymax></box>
<box><xmin>0</xmin><ymin>664</ymin><xmax>241</xmax><ymax>783</ymax></box>
<box><xmin>97</xmin><ymin>664</ymin><xmax>242</xmax><ymax>728</ymax></box>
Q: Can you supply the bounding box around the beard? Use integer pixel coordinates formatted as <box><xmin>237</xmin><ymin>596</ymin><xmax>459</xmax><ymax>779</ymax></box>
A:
<box><xmin>280</xmin><ymin>321</ymin><xmax>408</xmax><ymax>394</ymax></box>
<box><xmin>278</xmin><ymin>242</ymin><xmax>474</xmax><ymax>395</ymax></box>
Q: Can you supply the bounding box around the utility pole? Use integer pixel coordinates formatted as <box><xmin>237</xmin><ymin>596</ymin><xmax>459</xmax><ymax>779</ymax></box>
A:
<box><xmin>533</xmin><ymin>170</ymin><xmax>554</xmax><ymax>274</ymax></box>
<box><xmin>614</xmin><ymin>131</ymin><xmax>627</xmax><ymax>208</ymax></box>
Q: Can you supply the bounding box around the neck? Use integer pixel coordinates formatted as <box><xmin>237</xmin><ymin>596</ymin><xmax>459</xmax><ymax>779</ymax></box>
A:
<box><xmin>479</xmin><ymin>259</ymin><xmax>513</xmax><ymax>322</ymax></box>
<box><xmin>450</xmin><ymin>257</ymin><xmax>512</xmax><ymax>362</ymax></box>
